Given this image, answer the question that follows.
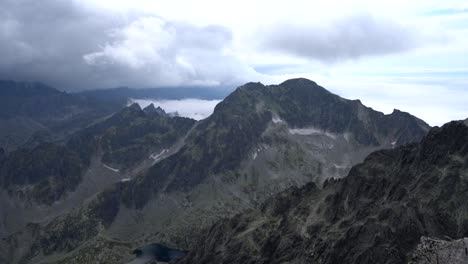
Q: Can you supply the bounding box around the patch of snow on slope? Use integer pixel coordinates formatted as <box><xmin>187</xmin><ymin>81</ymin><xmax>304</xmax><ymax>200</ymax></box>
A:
<box><xmin>103</xmin><ymin>164</ymin><xmax>119</xmax><ymax>172</ymax></box>
<box><xmin>272</xmin><ymin>115</ymin><xmax>284</xmax><ymax>124</ymax></box>
<box><xmin>150</xmin><ymin>149</ymin><xmax>168</xmax><ymax>161</ymax></box>
<box><xmin>333</xmin><ymin>164</ymin><xmax>347</xmax><ymax>169</ymax></box>
<box><xmin>344</xmin><ymin>133</ymin><xmax>352</xmax><ymax>142</ymax></box>
<box><xmin>289</xmin><ymin>128</ymin><xmax>337</xmax><ymax>139</ymax></box>
<box><xmin>252</xmin><ymin>146</ymin><xmax>267</xmax><ymax>160</ymax></box>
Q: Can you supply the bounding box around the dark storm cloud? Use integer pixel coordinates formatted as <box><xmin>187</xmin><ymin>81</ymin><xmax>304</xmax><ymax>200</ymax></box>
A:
<box><xmin>259</xmin><ymin>13</ymin><xmax>421</xmax><ymax>62</ymax></box>
<box><xmin>0</xmin><ymin>0</ymin><xmax>254</xmax><ymax>90</ymax></box>
<box><xmin>0</xmin><ymin>0</ymin><xmax>121</xmax><ymax>90</ymax></box>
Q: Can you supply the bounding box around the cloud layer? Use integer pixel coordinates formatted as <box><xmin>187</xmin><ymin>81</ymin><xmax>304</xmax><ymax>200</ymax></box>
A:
<box><xmin>1</xmin><ymin>0</ymin><xmax>440</xmax><ymax>90</ymax></box>
<box><xmin>130</xmin><ymin>98</ymin><xmax>221</xmax><ymax>120</ymax></box>
<box><xmin>259</xmin><ymin>13</ymin><xmax>421</xmax><ymax>62</ymax></box>
<box><xmin>0</xmin><ymin>0</ymin><xmax>256</xmax><ymax>90</ymax></box>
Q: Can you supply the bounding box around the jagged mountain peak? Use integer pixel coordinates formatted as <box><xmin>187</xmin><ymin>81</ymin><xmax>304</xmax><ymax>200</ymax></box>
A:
<box><xmin>214</xmin><ymin>78</ymin><xmax>430</xmax><ymax>145</ymax></box>
<box><xmin>110</xmin><ymin>103</ymin><xmax>145</xmax><ymax>121</ymax></box>
<box><xmin>143</xmin><ymin>103</ymin><xmax>156</xmax><ymax>111</ymax></box>
<box><xmin>128</xmin><ymin>102</ymin><xmax>142</xmax><ymax>111</ymax></box>
<box><xmin>388</xmin><ymin>109</ymin><xmax>426</xmax><ymax>124</ymax></box>
<box><xmin>143</xmin><ymin>103</ymin><xmax>167</xmax><ymax>116</ymax></box>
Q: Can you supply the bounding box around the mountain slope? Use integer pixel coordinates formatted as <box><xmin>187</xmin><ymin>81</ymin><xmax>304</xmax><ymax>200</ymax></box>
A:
<box><xmin>1</xmin><ymin>78</ymin><xmax>431</xmax><ymax>264</ymax></box>
<box><xmin>121</xmin><ymin>78</ymin><xmax>430</xmax><ymax>208</ymax></box>
<box><xmin>0</xmin><ymin>104</ymin><xmax>195</xmax><ymax>242</ymax></box>
<box><xmin>178</xmin><ymin>120</ymin><xmax>468</xmax><ymax>264</ymax></box>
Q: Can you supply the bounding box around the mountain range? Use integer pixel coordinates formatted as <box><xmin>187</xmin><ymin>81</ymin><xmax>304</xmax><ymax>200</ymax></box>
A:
<box><xmin>1</xmin><ymin>78</ymin><xmax>464</xmax><ymax>264</ymax></box>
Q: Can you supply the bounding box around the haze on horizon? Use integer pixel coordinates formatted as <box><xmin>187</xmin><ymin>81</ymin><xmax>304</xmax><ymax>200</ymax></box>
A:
<box><xmin>0</xmin><ymin>0</ymin><xmax>467</xmax><ymax>126</ymax></box>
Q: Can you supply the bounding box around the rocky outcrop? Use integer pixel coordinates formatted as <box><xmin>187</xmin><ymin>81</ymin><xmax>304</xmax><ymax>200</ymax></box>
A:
<box><xmin>178</xmin><ymin>120</ymin><xmax>468</xmax><ymax>264</ymax></box>
<box><xmin>409</xmin><ymin>237</ymin><xmax>468</xmax><ymax>264</ymax></box>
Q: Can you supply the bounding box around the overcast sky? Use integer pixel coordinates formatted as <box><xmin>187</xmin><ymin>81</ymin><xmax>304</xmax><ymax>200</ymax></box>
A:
<box><xmin>0</xmin><ymin>0</ymin><xmax>467</xmax><ymax>125</ymax></box>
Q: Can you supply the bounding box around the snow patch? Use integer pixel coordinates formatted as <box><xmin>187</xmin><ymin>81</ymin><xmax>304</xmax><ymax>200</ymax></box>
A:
<box><xmin>121</xmin><ymin>178</ymin><xmax>131</xmax><ymax>182</ymax></box>
<box><xmin>103</xmin><ymin>164</ymin><xmax>119</xmax><ymax>172</ymax></box>
<box><xmin>344</xmin><ymin>133</ymin><xmax>352</xmax><ymax>142</ymax></box>
<box><xmin>150</xmin><ymin>149</ymin><xmax>168</xmax><ymax>161</ymax></box>
<box><xmin>333</xmin><ymin>164</ymin><xmax>347</xmax><ymax>169</ymax></box>
<box><xmin>289</xmin><ymin>128</ymin><xmax>337</xmax><ymax>139</ymax></box>
<box><xmin>252</xmin><ymin>146</ymin><xmax>266</xmax><ymax>160</ymax></box>
<box><xmin>272</xmin><ymin>116</ymin><xmax>284</xmax><ymax>124</ymax></box>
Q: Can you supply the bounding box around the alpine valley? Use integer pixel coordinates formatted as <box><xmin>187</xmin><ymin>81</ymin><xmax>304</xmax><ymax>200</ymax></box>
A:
<box><xmin>2</xmin><ymin>78</ymin><xmax>467</xmax><ymax>264</ymax></box>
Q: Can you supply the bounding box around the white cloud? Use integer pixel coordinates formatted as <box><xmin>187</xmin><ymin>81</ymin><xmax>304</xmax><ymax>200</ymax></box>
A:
<box><xmin>0</xmin><ymin>0</ymin><xmax>259</xmax><ymax>90</ymax></box>
<box><xmin>258</xmin><ymin>13</ymin><xmax>422</xmax><ymax>62</ymax></box>
<box><xmin>130</xmin><ymin>98</ymin><xmax>221</xmax><ymax>120</ymax></box>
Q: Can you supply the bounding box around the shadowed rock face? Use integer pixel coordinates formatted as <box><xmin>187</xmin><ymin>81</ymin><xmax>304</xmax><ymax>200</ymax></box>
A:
<box><xmin>178</xmin><ymin>120</ymin><xmax>468</xmax><ymax>264</ymax></box>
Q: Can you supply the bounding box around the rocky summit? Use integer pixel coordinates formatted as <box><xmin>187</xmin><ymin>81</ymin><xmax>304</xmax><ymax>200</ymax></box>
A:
<box><xmin>0</xmin><ymin>79</ymin><xmax>433</xmax><ymax>264</ymax></box>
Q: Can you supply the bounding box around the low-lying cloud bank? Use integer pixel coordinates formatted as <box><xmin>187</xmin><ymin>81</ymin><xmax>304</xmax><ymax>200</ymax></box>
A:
<box><xmin>130</xmin><ymin>98</ymin><xmax>221</xmax><ymax>120</ymax></box>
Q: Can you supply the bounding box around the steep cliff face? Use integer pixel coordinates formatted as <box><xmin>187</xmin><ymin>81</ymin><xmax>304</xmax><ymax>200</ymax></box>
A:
<box><xmin>179</xmin><ymin>121</ymin><xmax>468</xmax><ymax>264</ymax></box>
<box><xmin>1</xmin><ymin>79</ymin><xmax>431</xmax><ymax>264</ymax></box>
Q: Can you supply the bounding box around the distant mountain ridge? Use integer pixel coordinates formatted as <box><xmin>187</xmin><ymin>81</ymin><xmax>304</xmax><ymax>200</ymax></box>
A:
<box><xmin>0</xmin><ymin>80</ymin><xmax>60</xmax><ymax>98</ymax></box>
<box><xmin>0</xmin><ymin>80</ymin><xmax>125</xmax><ymax>152</ymax></box>
<box><xmin>79</xmin><ymin>85</ymin><xmax>231</xmax><ymax>101</ymax></box>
